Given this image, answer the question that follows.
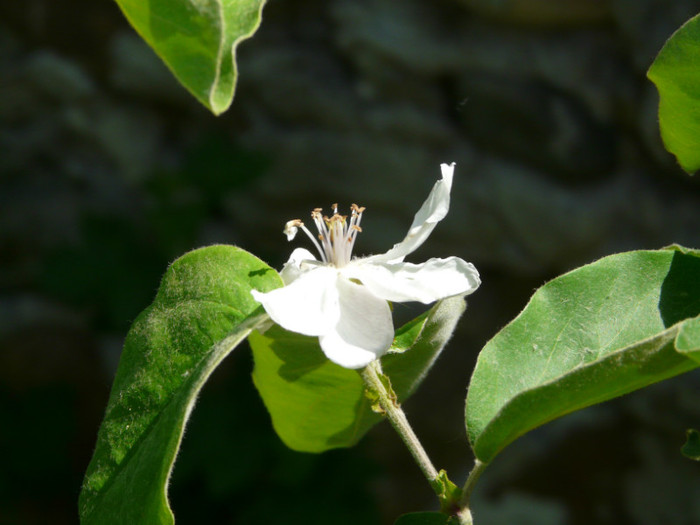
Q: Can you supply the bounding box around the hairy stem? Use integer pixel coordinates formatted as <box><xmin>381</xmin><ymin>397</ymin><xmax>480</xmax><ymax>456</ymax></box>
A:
<box><xmin>360</xmin><ymin>360</ymin><xmax>439</xmax><ymax>484</ymax></box>
<box><xmin>458</xmin><ymin>458</ymin><xmax>488</xmax><ymax>522</ymax></box>
<box><xmin>361</xmin><ymin>360</ymin><xmax>488</xmax><ymax>524</ymax></box>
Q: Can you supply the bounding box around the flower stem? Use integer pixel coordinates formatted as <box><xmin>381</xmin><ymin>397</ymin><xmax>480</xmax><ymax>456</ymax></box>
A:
<box><xmin>361</xmin><ymin>361</ymin><xmax>489</xmax><ymax>524</ymax></box>
<box><xmin>360</xmin><ymin>360</ymin><xmax>439</xmax><ymax>485</ymax></box>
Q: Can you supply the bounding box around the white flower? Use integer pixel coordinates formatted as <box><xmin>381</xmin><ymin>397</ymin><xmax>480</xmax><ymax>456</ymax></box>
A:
<box><xmin>251</xmin><ymin>163</ymin><xmax>480</xmax><ymax>369</ymax></box>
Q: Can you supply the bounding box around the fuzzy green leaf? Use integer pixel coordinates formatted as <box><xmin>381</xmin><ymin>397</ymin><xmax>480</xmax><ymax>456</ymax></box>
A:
<box><xmin>675</xmin><ymin>314</ymin><xmax>700</xmax><ymax>363</ymax></box>
<box><xmin>113</xmin><ymin>0</ymin><xmax>266</xmax><ymax>115</ymax></box>
<box><xmin>648</xmin><ymin>13</ymin><xmax>700</xmax><ymax>173</ymax></box>
<box><xmin>466</xmin><ymin>247</ymin><xmax>700</xmax><ymax>463</ymax></box>
<box><xmin>79</xmin><ymin>245</ymin><xmax>282</xmax><ymax>524</ymax></box>
<box><xmin>249</xmin><ymin>296</ymin><xmax>466</xmax><ymax>452</ymax></box>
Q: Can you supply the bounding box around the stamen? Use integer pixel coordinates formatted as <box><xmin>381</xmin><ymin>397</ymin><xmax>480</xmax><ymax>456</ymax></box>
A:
<box><xmin>284</xmin><ymin>218</ymin><xmax>327</xmax><ymax>263</ymax></box>
<box><xmin>313</xmin><ymin>210</ymin><xmax>333</xmax><ymax>260</ymax></box>
<box><xmin>347</xmin><ymin>203</ymin><xmax>364</xmax><ymax>256</ymax></box>
<box><xmin>286</xmin><ymin>203</ymin><xmax>365</xmax><ymax>267</ymax></box>
<box><xmin>283</xmin><ymin>219</ymin><xmax>303</xmax><ymax>241</ymax></box>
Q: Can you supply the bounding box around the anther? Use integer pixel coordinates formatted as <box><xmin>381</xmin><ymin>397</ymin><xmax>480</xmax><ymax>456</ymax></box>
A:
<box><xmin>283</xmin><ymin>219</ymin><xmax>304</xmax><ymax>241</ymax></box>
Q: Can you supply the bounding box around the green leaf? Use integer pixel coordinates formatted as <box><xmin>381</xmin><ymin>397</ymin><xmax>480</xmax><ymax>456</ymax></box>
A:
<box><xmin>466</xmin><ymin>247</ymin><xmax>700</xmax><ymax>463</ymax></box>
<box><xmin>681</xmin><ymin>429</ymin><xmax>700</xmax><ymax>461</ymax></box>
<box><xmin>647</xmin><ymin>13</ymin><xmax>700</xmax><ymax>174</ymax></box>
<box><xmin>79</xmin><ymin>245</ymin><xmax>282</xmax><ymax>524</ymax></box>
<box><xmin>394</xmin><ymin>512</ymin><xmax>459</xmax><ymax>525</ymax></box>
<box><xmin>113</xmin><ymin>0</ymin><xmax>266</xmax><ymax>115</ymax></box>
<box><xmin>249</xmin><ymin>296</ymin><xmax>466</xmax><ymax>452</ymax></box>
<box><xmin>676</xmin><ymin>315</ymin><xmax>700</xmax><ymax>363</ymax></box>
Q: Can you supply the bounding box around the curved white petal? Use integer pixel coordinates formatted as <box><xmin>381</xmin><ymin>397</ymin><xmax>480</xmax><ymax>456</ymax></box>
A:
<box><xmin>280</xmin><ymin>247</ymin><xmax>318</xmax><ymax>285</ymax></box>
<box><xmin>345</xmin><ymin>256</ymin><xmax>480</xmax><ymax>304</ymax></box>
<box><xmin>319</xmin><ymin>332</ymin><xmax>380</xmax><ymax>369</ymax></box>
<box><xmin>251</xmin><ymin>266</ymin><xmax>339</xmax><ymax>336</ymax></box>
<box><xmin>369</xmin><ymin>162</ymin><xmax>455</xmax><ymax>264</ymax></box>
<box><xmin>319</xmin><ymin>277</ymin><xmax>394</xmax><ymax>369</ymax></box>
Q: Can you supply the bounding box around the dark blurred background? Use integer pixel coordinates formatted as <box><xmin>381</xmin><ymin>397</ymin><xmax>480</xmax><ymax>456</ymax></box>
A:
<box><xmin>1</xmin><ymin>0</ymin><xmax>700</xmax><ymax>524</ymax></box>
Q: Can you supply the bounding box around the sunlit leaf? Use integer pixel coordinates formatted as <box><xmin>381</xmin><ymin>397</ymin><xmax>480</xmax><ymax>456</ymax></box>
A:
<box><xmin>113</xmin><ymin>0</ymin><xmax>266</xmax><ymax>115</ymax></box>
<box><xmin>648</xmin><ymin>13</ymin><xmax>700</xmax><ymax>174</ymax></box>
<box><xmin>249</xmin><ymin>296</ymin><xmax>466</xmax><ymax>452</ymax></box>
<box><xmin>79</xmin><ymin>245</ymin><xmax>281</xmax><ymax>524</ymax></box>
<box><xmin>675</xmin><ymin>314</ymin><xmax>700</xmax><ymax>363</ymax></box>
<box><xmin>466</xmin><ymin>247</ymin><xmax>700</xmax><ymax>463</ymax></box>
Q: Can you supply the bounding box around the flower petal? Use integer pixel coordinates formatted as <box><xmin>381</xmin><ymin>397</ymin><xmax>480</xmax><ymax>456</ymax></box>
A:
<box><xmin>280</xmin><ymin>247</ymin><xmax>318</xmax><ymax>285</ymax></box>
<box><xmin>345</xmin><ymin>256</ymin><xmax>480</xmax><ymax>304</ymax></box>
<box><xmin>369</xmin><ymin>162</ymin><xmax>455</xmax><ymax>264</ymax></box>
<box><xmin>251</xmin><ymin>266</ymin><xmax>339</xmax><ymax>336</ymax></box>
<box><xmin>319</xmin><ymin>277</ymin><xmax>394</xmax><ymax>369</ymax></box>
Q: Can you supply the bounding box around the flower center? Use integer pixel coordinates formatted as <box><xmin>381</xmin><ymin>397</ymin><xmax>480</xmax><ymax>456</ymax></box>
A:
<box><xmin>284</xmin><ymin>203</ymin><xmax>365</xmax><ymax>267</ymax></box>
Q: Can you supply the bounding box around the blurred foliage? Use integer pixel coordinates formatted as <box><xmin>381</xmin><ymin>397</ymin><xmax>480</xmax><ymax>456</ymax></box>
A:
<box><xmin>681</xmin><ymin>429</ymin><xmax>700</xmax><ymax>461</ymax></box>
<box><xmin>0</xmin><ymin>385</ymin><xmax>79</xmax><ymax>525</ymax></box>
<box><xmin>41</xmin><ymin>213</ymin><xmax>165</xmax><ymax>330</ymax></box>
<box><xmin>40</xmin><ymin>135</ymin><xmax>268</xmax><ymax>331</ymax></box>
